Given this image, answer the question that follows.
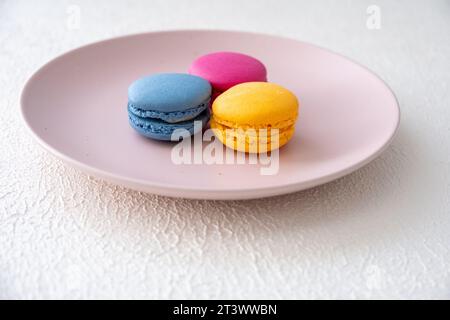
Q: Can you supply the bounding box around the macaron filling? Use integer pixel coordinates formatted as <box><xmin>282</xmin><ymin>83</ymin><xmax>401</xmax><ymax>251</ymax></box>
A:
<box><xmin>128</xmin><ymin>98</ymin><xmax>210</xmax><ymax>123</ymax></box>
<box><xmin>211</xmin><ymin>116</ymin><xmax>297</xmax><ymax>131</ymax></box>
<box><xmin>211</xmin><ymin>116</ymin><xmax>295</xmax><ymax>143</ymax></box>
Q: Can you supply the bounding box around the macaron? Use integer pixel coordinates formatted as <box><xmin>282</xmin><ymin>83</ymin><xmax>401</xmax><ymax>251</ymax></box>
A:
<box><xmin>127</xmin><ymin>73</ymin><xmax>211</xmax><ymax>140</ymax></box>
<box><xmin>188</xmin><ymin>51</ymin><xmax>267</xmax><ymax>99</ymax></box>
<box><xmin>211</xmin><ymin>82</ymin><xmax>299</xmax><ymax>153</ymax></box>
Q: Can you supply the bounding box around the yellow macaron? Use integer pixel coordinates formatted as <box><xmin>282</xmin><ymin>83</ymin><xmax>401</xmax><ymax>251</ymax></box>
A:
<box><xmin>211</xmin><ymin>82</ymin><xmax>299</xmax><ymax>153</ymax></box>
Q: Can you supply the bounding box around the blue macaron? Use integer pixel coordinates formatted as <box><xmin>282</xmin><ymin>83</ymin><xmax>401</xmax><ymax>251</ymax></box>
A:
<box><xmin>127</xmin><ymin>73</ymin><xmax>212</xmax><ymax>140</ymax></box>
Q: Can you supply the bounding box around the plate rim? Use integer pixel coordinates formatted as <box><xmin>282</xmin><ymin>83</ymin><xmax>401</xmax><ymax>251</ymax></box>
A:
<box><xmin>20</xmin><ymin>29</ymin><xmax>401</xmax><ymax>200</ymax></box>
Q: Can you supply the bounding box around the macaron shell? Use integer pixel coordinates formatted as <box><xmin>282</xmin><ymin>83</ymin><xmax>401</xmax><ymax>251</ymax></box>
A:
<box><xmin>128</xmin><ymin>98</ymin><xmax>209</xmax><ymax>123</ymax></box>
<box><xmin>189</xmin><ymin>52</ymin><xmax>267</xmax><ymax>92</ymax></box>
<box><xmin>212</xmin><ymin>82</ymin><xmax>299</xmax><ymax>127</ymax></box>
<box><xmin>128</xmin><ymin>73</ymin><xmax>211</xmax><ymax>112</ymax></box>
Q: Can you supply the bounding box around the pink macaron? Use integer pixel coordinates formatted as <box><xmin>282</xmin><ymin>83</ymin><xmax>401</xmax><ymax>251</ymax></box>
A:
<box><xmin>188</xmin><ymin>51</ymin><xmax>267</xmax><ymax>99</ymax></box>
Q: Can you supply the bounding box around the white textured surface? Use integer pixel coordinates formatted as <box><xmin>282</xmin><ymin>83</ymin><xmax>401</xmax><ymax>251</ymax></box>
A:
<box><xmin>1</xmin><ymin>0</ymin><xmax>449</xmax><ymax>299</ymax></box>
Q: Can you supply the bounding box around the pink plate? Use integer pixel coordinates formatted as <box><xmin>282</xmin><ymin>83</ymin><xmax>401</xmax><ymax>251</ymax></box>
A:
<box><xmin>21</xmin><ymin>30</ymin><xmax>399</xmax><ymax>200</ymax></box>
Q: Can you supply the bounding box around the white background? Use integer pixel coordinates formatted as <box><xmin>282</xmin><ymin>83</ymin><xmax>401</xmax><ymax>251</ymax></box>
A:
<box><xmin>1</xmin><ymin>0</ymin><xmax>449</xmax><ymax>299</ymax></box>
